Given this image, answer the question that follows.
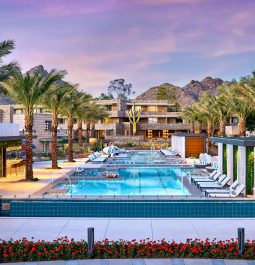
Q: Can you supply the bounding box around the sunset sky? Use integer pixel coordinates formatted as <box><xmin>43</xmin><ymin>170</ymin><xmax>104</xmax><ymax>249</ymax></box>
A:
<box><xmin>1</xmin><ymin>0</ymin><xmax>255</xmax><ymax>96</ymax></box>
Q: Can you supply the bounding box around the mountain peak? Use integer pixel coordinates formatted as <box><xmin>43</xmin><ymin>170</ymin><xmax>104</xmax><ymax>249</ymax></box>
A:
<box><xmin>136</xmin><ymin>76</ymin><xmax>227</xmax><ymax>105</ymax></box>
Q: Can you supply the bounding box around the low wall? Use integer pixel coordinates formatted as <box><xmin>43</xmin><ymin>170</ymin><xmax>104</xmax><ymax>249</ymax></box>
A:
<box><xmin>1</xmin><ymin>199</ymin><xmax>255</xmax><ymax>218</ymax></box>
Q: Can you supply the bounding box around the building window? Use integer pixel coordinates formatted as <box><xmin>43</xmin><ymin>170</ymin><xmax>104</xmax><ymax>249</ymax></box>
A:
<box><xmin>231</xmin><ymin>117</ymin><xmax>238</xmax><ymax>124</ymax></box>
<box><xmin>147</xmin><ymin>106</ymin><xmax>157</xmax><ymax>112</ymax></box>
<box><xmin>45</xmin><ymin>120</ymin><xmax>52</xmax><ymax>130</ymax></box>
<box><xmin>134</xmin><ymin>106</ymin><xmax>142</xmax><ymax>111</ymax></box>
<box><xmin>103</xmin><ymin>118</ymin><xmax>112</xmax><ymax>124</ymax></box>
<box><xmin>34</xmin><ymin>108</ymin><xmax>43</xmax><ymax>114</ymax></box>
<box><xmin>58</xmin><ymin>118</ymin><xmax>65</xmax><ymax>124</ymax></box>
<box><xmin>105</xmin><ymin>105</ymin><xmax>112</xmax><ymax>111</ymax></box>
<box><xmin>148</xmin><ymin>118</ymin><xmax>157</xmax><ymax>124</ymax></box>
<box><xmin>14</xmin><ymin>109</ymin><xmax>23</xmax><ymax>114</ymax></box>
<box><xmin>176</xmin><ymin>118</ymin><xmax>183</xmax><ymax>123</ymax></box>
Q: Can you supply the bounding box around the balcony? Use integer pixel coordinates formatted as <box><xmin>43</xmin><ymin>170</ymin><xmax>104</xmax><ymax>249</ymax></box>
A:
<box><xmin>124</xmin><ymin>111</ymin><xmax>180</xmax><ymax>118</ymax></box>
<box><xmin>95</xmin><ymin>123</ymin><xmax>118</xmax><ymax>130</ymax></box>
<box><xmin>106</xmin><ymin>111</ymin><xmax>126</xmax><ymax>117</ymax></box>
<box><xmin>137</xmin><ymin>123</ymin><xmax>191</xmax><ymax>131</ymax></box>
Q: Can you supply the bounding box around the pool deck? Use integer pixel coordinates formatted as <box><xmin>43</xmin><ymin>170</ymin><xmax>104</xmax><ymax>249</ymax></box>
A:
<box><xmin>0</xmin><ymin>159</ymin><xmax>90</xmax><ymax>198</ymax></box>
<box><xmin>1</xmin><ymin>217</ymin><xmax>255</xmax><ymax>242</ymax></box>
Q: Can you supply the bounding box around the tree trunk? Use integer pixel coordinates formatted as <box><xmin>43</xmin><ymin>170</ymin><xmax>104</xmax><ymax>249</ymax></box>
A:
<box><xmin>67</xmin><ymin>117</ymin><xmax>74</xmax><ymax>162</ymax></box>
<box><xmin>239</xmin><ymin>117</ymin><xmax>246</xmax><ymax>137</ymax></box>
<box><xmin>197</xmin><ymin>122</ymin><xmax>202</xmax><ymax>134</ymax></box>
<box><xmin>90</xmin><ymin>123</ymin><xmax>95</xmax><ymax>138</ymax></box>
<box><xmin>190</xmin><ymin>122</ymin><xmax>194</xmax><ymax>133</ymax></box>
<box><xmin>78</xmin><ymin>120</ymin><xmax>83</xmax><ymax>147</ymax></box>
<box><xmin>219</xmin><ymin>120</ymin><xmax>225</xmax><ymax>137</ymax></box>
<box><xmin>25</xmin><ymin>113</ymin><xmax>34</xmax><ymax>181</ymax></box>
<box><xmin>206</xmin><ymin>121</ymin><xmax>212</xmax><ymax>153</ymax></box>
<box><xmin>86</xmin><ymin>123</ymin><xmax>90</xmax><ymax>142</ymax></box>
<box><xmin>51</xmin><ymin>111</ymin><xmax>58</xmax><ymax>169</ymax></box>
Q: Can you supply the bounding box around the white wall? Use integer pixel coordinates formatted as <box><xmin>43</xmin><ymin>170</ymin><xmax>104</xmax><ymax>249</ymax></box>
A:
<box><xmin>0</xmin><ymin>123</ymin><xmax>19</xmax><ymax>136</ymax></box>
<box><xmin>172</xmin><ymin>135</ymin><xmax>186</xmax><ymax>158</ymax></box>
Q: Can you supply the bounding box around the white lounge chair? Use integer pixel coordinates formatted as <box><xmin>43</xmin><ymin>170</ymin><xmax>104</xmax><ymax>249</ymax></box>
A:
<box><xmin>193</xmin><ymin>171</ymin><xmax>222</xmax><ymax>185</ymax></box>
<box><xmin>88</xmin><ymin>153</ymin><xmax>109</xmax><ymax>163</ymax></box>
<box><xmin>204</xmin><ymin>180</ymin><xmax>239</xmax><ymax>196</ymax></box>
<box><xmin>92</xmin><ymin>156</ymin><xmax>108</xmax><ymax>163</ymax></box>
<box><xmin>194</xmin><ymin>160</ymin><xmax>210</xmax><ymax>168</ymax></box>
<box><xmin>191</xmin><ymin>170</ymin><xmax>218</xmax><ymax>183</ymax></box>
<box><xmin>198</xmin><ymin>176</ymin><xmax>230</xmax><ymax>191</ymax></box>
<box><xmin>160</xmin><ymin>149</ymin><xmax>177</xmax><ymax>156</ymax></box>
<box><xmin>208</xmin><ymin>184</ymin><xmax>246</xmax><ymax>198</ymax></box>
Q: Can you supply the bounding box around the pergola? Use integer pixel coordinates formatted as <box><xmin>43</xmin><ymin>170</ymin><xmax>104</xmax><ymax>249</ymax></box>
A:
<box><xmin>211</xmin><ymin>137</ymin><xmax>255</xmax><ymax>196</ymax></box>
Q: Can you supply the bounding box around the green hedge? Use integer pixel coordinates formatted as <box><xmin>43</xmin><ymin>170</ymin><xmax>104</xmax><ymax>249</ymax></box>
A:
<box><xmin>233</xmin><ymin>146</ymin><xmax>238</xmax><ymax>181</ymax></box>
<box><xmin>246</xmin><ymin>147</ymin><xmax>254</xmax><ymax>195</ymax></box>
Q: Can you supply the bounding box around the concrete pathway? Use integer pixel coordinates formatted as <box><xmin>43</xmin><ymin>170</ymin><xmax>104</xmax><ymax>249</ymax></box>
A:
<box><xmin>1</xmin><ymin>258</ymin><xmax>255</xmax><ymax>264</ymax></box>
<box><xmin>1</xmin><ymin>217</ymin><xmax>255</xmax><ymax>242</ymax></box>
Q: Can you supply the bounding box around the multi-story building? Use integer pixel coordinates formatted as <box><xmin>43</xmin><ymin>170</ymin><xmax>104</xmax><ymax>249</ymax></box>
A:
<box><xmin>0</xmin><ymin>99</ymin><xmax>191</xmax><ymax>153</ymax></box>
<box><xmin>0</xmin><ymin>104</ymin><xmax>74</xmax><ymax>153</ymax></box>
<box><xmin>94</xmin><ymin>99</ymin><xmax>191</xmax><ymax>139</ymax></box>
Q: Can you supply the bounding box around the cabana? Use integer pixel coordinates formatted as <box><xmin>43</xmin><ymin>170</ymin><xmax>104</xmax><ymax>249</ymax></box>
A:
<box><xmin>171</xmin><ymin>133</ymin><xmax>206</xmax><ymax>158</ymax></box>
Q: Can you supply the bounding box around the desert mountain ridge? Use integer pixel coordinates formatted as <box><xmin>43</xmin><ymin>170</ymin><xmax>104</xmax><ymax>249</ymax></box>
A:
<box><xmin>136</xmin><ymin>76</ymin><xmax>230</xmax><ymax>106</ymax></box>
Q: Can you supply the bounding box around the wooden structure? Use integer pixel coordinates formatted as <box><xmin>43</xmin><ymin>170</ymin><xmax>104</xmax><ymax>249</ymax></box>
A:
<box><xmin>171</xmin><ymin>133</ymin><xmax>206</xmax><ymax>158</ymax></box>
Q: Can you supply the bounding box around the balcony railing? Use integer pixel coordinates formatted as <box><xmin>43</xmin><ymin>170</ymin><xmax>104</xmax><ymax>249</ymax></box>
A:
<box><xmin>137</xmin><ymin>123</ymin><xmax>191</xmax><ymax>130</ymax></box>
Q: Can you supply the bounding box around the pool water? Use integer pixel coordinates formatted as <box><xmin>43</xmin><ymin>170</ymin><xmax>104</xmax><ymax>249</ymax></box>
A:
<box><xmin>66</xmin><ymin>167</ymin><xmax>191</xmax><ymax>196</ymax></box>
<box><xmin>110</xmin><ymin>151</ymin><xmax>164</xmax><ymax>165</ymax></box>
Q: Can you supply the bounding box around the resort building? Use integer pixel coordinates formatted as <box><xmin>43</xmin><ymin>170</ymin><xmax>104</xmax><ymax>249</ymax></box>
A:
<box><xmin>0</xmin><ymin>100</ymin><xmax>191</xmax><ymax>152</ymax></box>
<box><xmin>95</xmin><ymin>99</ymin><xmax>191</xmax><ymax>139</ymax></box>
<box><xmin>0</xmin><ymin>104</ymin><xmax>72</xmax><ymax>153</ymax></box>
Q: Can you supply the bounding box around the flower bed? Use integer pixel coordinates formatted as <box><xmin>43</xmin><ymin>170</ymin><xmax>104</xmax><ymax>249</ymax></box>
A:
<box><xmin>1</xmin><ymin>237</ymin><xmax>255</xmax><ymax>262</ymax></box>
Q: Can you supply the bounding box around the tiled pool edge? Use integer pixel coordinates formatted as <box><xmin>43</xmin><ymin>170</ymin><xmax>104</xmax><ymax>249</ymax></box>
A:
<box><xmin>1</xmin><ymin>199</ymin><xmax>255</xmax><ymax>218</ymax></box>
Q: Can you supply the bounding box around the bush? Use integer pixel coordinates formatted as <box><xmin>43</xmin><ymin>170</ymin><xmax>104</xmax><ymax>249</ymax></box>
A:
<box><xmin>1</xmin><ymin>237</ymin><xmax>255</xmax><ymax>262</ymax></box>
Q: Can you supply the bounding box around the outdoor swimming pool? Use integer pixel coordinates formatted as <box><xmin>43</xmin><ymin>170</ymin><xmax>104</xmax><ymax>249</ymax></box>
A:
<box><xmin>64</xmin><ymin>166</ymin><xmax>191</xmax><ymax>196</ymax></box>
<box><xmin>107</xmin><ymin>150</ymin><xmax>172</xmax><ymax>165</ymax></box>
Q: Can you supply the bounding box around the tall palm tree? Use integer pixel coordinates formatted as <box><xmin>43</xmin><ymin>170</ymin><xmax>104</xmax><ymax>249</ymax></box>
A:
<box><xmin>228</xmin><ymin>83</ymin><xmax>254</xmax><ymax>136</ymax></box>
<box><xmin>61</xmin><ymin>90</ymin><xmax>91</xmax><ymax>162</ymax></box>
<box><xmin>213</xmin><ymin>85</ymin><xmax>233</xmax><ymax>137</ymax></box>
<box><xmin>179</xmin><ymin>104</ymin><xmax>200</xmax><ymax>133</ymax></box>
<box><xmin>0</xmin><ymin>66</ymin><xmax>65</xmax><ymax>180</ymax></box>
<box><xmin>76</xmin><ymin>103</ymin><xmax>108</xmax><ymax>147</ymax></box>
<box><xmin>0</xmin><ymin>40</ymin><xmax>20</xmax><ymax>82</ymax></box>
<box><xmin>41</xmin><ymin>82</ymin><xmax>75</xmax><ymax>169</ymax></box>
<box><xmin>198</xmin><ymin>92</ymin><xmax>217</xmax><ymax>152</ymax></box>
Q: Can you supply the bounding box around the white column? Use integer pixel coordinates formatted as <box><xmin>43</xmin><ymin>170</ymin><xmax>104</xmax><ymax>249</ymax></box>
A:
<box><xmin>237</xmin><ymin>146</ymin><xmax>246</xmax><ymax>196</ymax></box>
<box><xmin>218</xmin><ymin>143</ymin><xmax>224</xmax><ymax>174</ymax></box>
<box><xmin>227</xmin><ymin>144</ymin><xmax>234</xmax><ymax>183</ymax></box>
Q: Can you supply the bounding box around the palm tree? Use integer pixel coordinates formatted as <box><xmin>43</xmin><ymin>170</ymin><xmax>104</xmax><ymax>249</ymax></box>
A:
<box><xmin>0</xmin><ymin>66</ymin><xmax>65</xmax><ymax>180</ymax></box>
<box><xmin>61</xmin><ymin>90</ymin><xmax>91</xmax><ymax>162</ymax></box>
<box><xmin>198</xmin><ymin>92</ymin><xmax>218</xmax><ymax>152</ymax></box>
<box><xmin>213</xmin><ymin>85</ymin><xmax>233</xmax><ymax>137</ymax></box>
<box><xmin>0</xmin><ymin>40</ymin><xmax>20</xmax><ymax>82</ymax></box>
<box><xmin>179</xmin><ymin>105</ymin><xmax>200</xmax><ymax>133</ymax></box>
<box><xmin>41</xmin><ymin>82</ymin><xmax>75</xmax><ymax>169</ymax></box>
<box><xmin>228</xmin><ymin>83</ymin><xmax>254</xmax><ymax>136</ymax></box>
<box><xmin>76</xmin><ymin>102</ymin><xmax>108</xmax><ymax>146</ymax></box>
